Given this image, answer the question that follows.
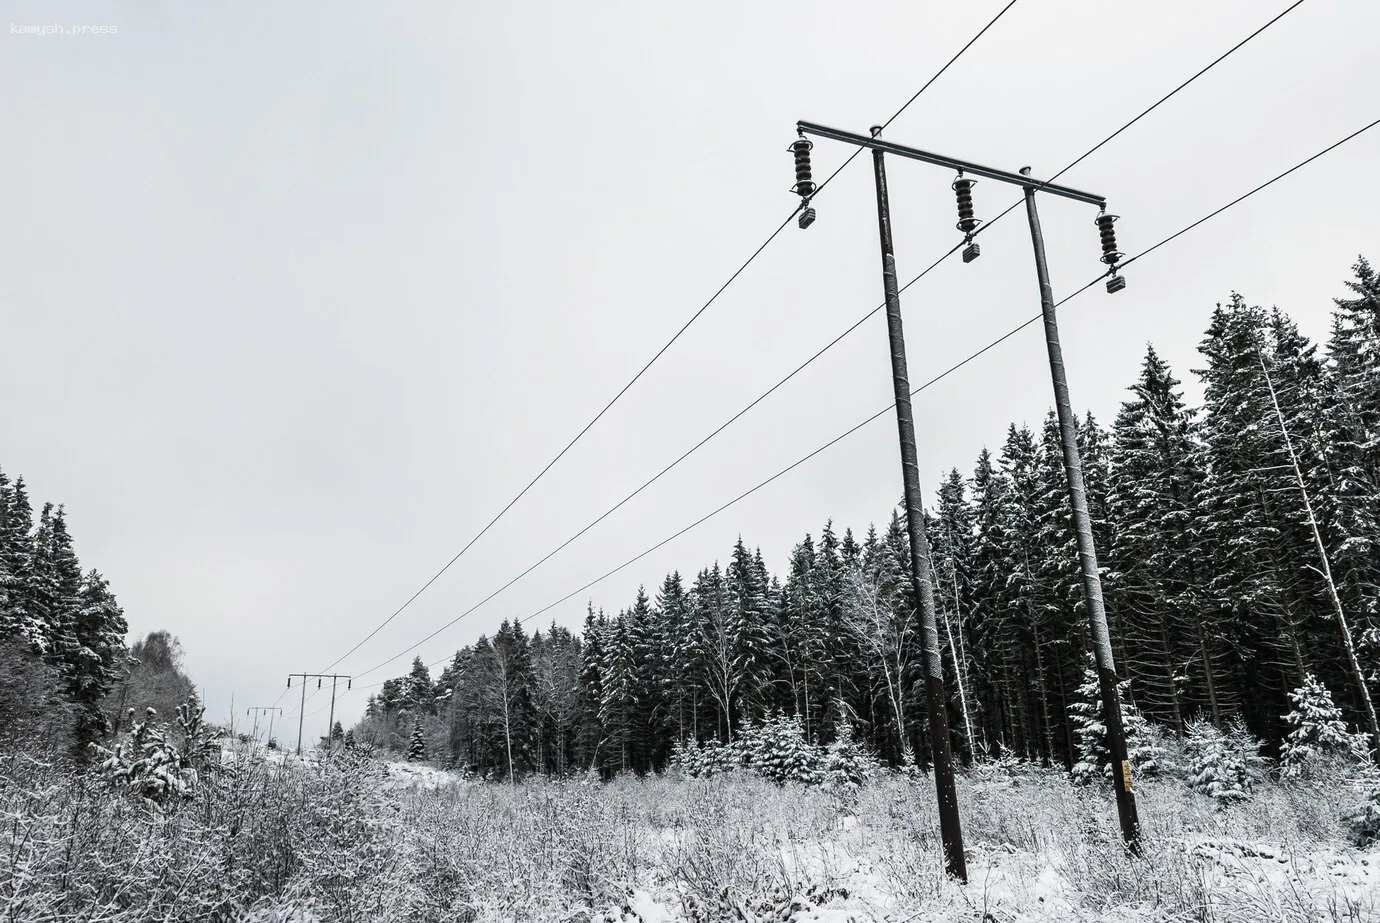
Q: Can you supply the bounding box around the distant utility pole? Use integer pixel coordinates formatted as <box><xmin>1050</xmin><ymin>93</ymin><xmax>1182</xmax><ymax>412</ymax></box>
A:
<box><xmin>246</xmin><ymin>706</ymin><xmax>283</xmax><ymax>745</ymax></box>
<box><xmin>789</xmin><ymin>121</ymin><xmax>1138</xmax><ymax>864</ymax></box>
<box><xmin>286</xmin><ymin>673</ymin><xmax>351</xmax><ymax>755</ymax></box>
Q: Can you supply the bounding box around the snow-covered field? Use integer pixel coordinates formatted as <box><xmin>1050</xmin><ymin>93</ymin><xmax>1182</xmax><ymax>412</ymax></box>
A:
<box><xmin>1</xmin><ymin>749</ymin><xmax>1375</xmax><ymax>922</ymax></box>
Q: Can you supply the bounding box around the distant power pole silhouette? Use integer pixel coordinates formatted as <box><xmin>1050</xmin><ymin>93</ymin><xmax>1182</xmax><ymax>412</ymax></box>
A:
<box><xmin>286</xmin><ymin>673</ymin><xmax>351</xmax><ymax>755</ymax></box>
<box><xmin>246</xmin><ymin>706</ymin><xmax>283</xmax><ymax>745</ymax></box>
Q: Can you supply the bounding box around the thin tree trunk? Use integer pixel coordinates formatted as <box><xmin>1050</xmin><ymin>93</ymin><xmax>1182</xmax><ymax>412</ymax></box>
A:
<box><xmin>1261</xmin><ymin>354</ymin><xmax>1380</xmax><ymax>760</ymax></box>
<box><xmin>1032</xmin><ymin>624</ymin><xmax>1055</xmax><ymax>767</ymax></box>
<box><xmin>1157</xmin><ymin>615</ymin><xmax>1184</xmax><ymax>732</ymax></box>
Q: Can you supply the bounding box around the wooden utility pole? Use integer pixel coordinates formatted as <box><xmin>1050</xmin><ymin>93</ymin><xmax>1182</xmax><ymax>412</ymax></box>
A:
<box><xmin>287</xmin><ymin>673</ymin><xmax>352</xmax><ymax>756</ymax></box>
<box><xmin>1022</xmin><ymin>169</ymin><xmax>1140</xmax><ymax>848</ymax></box>
<box><xmin>867</xmin><ymin>126</ymin><xmax>967</xmax><ymax>882</ymax></box>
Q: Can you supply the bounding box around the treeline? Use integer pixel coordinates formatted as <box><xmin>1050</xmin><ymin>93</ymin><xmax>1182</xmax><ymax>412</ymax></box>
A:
<box><xmin>358</xmin><ymin>258</ymin><xmax>1380</xmax><ymax>780</ymax></box>
<box><xmin>0</xmin><ymin>474</ymin><xmax>128</xmax><ymax>755</ymax></box>
<box><xmin>0</xmin><ymin>472</ymin><xmax>197</xmax><ymax>758</ymax></box>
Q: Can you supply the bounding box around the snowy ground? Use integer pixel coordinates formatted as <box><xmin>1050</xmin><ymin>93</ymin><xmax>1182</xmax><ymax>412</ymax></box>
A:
<box><xmin>588</xmin><ymin>809</ymin><xmax>1380</xmax><ymax>923</ymax></box>
<box><xmin>3</xmin><ymin>751</ymin><xmax>1376</xmax><ymax>922</ymax></box>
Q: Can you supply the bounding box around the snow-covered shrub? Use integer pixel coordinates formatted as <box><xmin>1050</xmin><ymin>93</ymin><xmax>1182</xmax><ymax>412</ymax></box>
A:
<box><xmin>95</xmin><ymin>707</ymin><xmax>192</xmax><ymax>804</ymax></box>
<box><xmin>967</xmin><ymin>753</ymin><xmax>1041</xmax><ymax>791</ymax></box>
<box><xmin>93</xmin><ymin>695</ymin><xmax>219</xmax><ymax>806</ymax></box>
<box><xmin>1183</xmin><ymin>716</ymin><xmax>1268</xmax><ymax>804</ymax></box>
<box><xmin>1068</xmin><ymin>657</ymin><xmax>1163</xmax><ymax>784</ymax></box>
<box><xmin>1280</xmin><ymin>673</ymin><xmax>1371</xmax><ymax>776</ymax></box>
<box><xmin>1342</xmin><ymin>786</ymin><xmax>1380</xmax><ymax>847</ymax></box>
<box><xmin>735</xmin><ymin>712</ymin><xmax>823</xmax><ymax>786</ymax></box>
<box><xmin>671</xmin><ymin>715</ymin><xmax>839</xmax><ymax>786</ymax></box>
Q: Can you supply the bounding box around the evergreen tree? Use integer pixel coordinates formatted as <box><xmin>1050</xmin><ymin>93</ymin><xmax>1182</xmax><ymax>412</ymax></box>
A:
<box><xmin>655</xmin><ymin>572</ymin><xmax>693</xmax><ymax>744</ymax></box>
<box><xmin>599</xmin><ymin>612</ymin><xmax>635</xmax><ymax>772</ymax></box>
<box><xmin>1196</xmin><ymin>297</ymin><xmax>1314</xmax><ymax>739</ymax></box>
<box><xmin>1182</xmin><ymin>716</ymin><xmax>1267</xmax><ymax>804</ymax></box>
<box><xmin>0</xmin><ymin>477</ymin><xmax>38</xmax><ymax>647</ymax></box>
<box><xmin>690</xmin><ymin>563</ymin><xmax>739</xmax><ymax>742</ymax></box>
<box><xmin>578</xmin><ymin>605</ymin><xmax>607</xmax><ymax>769</ymax></box>
<box><xmin>1280</xmin><ymin>673</ymin><xmax>1370</xmax><ymax>773</ymax></box>
<box><xmin>727</xmin><ymin>537</ymin><xmax>772</xmax><ymax>726</ymax></box>
<box><xmin>1069</xmin><ymin>655</ymin><xmax>1160</xmax><ymax>784</ymax></box>
<box><xmin>1108</xmin><ymin>346</ymin><xmax>1225</xmax><ymax>728</ymax></box>
<box><xmin>408</xmin><ymin>720</ymin><xmax>426</xmax><ymax>762</ymax></box>
<box><xmin>67</xmin><ymin>569</ymin><xmax>128</xmax><ymax>754</ymax></box>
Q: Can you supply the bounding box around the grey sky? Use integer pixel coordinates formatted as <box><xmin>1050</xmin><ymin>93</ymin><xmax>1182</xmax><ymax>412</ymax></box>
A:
<box><xmin>3</xmin><ymin>1</ymin><xmax>1377</xmax><ymax>741</ymax></box>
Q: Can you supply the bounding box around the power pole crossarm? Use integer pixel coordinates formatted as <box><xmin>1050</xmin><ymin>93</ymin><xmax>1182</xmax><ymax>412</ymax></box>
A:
<box><xmin>287</xmin><ymin>673</ymin><xmax>352</xmax><ymax>757</ymax></box>
<box><xmin>797</xmin><ymin>121</ymin><xmax>1106</xmax><ymax>207</ymax></box>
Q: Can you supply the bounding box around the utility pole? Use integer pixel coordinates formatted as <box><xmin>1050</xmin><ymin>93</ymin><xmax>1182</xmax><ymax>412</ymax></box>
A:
<box><xmin>866</xmin><ymin>125</ymin><xmax>967</xmax><ymax>882</ymax></box>
<box><xmin>287</xmin><ymin>673</ymin><xmax>351</xmax><ymax>756</ymax></box>
<box><xmin>1021</xmin><ymin>168</ymin><xmax>1139</xmax><ymax>846</ymax></box>
<box><xmin>789</xmin><ymin>121</ymin><xmax>1138</xmax><ymax>856</ymax></box>
<box><xmin>246</xmin><ymin>706</ymin><xmax>283</xmax><ymax>746</ymax></box>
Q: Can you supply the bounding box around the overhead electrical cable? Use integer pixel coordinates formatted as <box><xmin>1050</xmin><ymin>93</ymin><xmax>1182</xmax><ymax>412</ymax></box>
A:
<box><xmin>351</xmin><ymin>113</ymin><xmax>1380</xmax><ymax>690</ymax></box>
<box><xmin>342</xmin><ymin>1</ymin><xmax>1303</xmax><ymax>682</ymax></box>
<box><xmin>320</xmin><ymin>0</ymin><xmax>1028</xmax><ymax>676</ymax></box>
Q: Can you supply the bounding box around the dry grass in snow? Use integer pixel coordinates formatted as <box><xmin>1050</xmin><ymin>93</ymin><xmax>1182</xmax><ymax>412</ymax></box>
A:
<box><xmin>1</xmin><ymin>747</ymin><xmax>1376</xmax><ymax>922</ymax></box>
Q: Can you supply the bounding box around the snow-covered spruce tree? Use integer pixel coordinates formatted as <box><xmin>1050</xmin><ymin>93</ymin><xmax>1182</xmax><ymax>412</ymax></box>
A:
<box><xmin>822</xmin><ymin>710</ymin><xmax>881</xmax><ymax>791</ymax></box>
<box><xmin>1108</xmin><ymin>346</ymin><xmax>1225</xmax><ymax>730</ymax></box>
<box><xmin>735</xmin><ymin>712</ymin><xmax>822</xmax><ymax>786</ymax></box>
<box><xmin>1069</xmin><ymin>656</ymin><xmax>1161</xmax><ymax>784</ymax></box>
<box><xmin>668</xmin><ymin>736</ymin><xmax>738</xmax><ymax>778</ymax></box>
<box><xmin>407</xmin><ymin>720</ymin><xmax>426</xmax><ymax>762</ymax></box>
<box><xmin>1183</xmin><ymin>716</ymin><xmax>1267</xmax><ymax>804</ymax></box>
<box><xmin>1280</xmin><ymin>673</ymin><xmax>1370</xmax><ymax>775</ymax></box>
<box><xmin>668</xmin><ymin>737</ymin><xmax>703</xmax><ymax>777</ymax></box>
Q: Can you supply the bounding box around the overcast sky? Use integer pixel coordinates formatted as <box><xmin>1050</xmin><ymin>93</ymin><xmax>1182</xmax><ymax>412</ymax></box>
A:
<box><xmin>3</xmin><ymin>0</ymin><xmax>1376</xmax><ymax>743</ymax></box>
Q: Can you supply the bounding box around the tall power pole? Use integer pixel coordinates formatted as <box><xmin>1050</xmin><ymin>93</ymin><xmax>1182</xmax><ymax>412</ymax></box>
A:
<box><xmin>868</xmin><ymin>125</ymin><xmax>967</xmax><ymax>882</ymax></box>
<box><xmin>789</xmin><ymin>121</ymin><xmax>1139</xmax><ymax>855</ymax></box>
<box><xmin>287</xmin><ymin>673</ymin><xmax>352</xmax><ymax>756</ymax></box>
<box><xmin>1022</xmin><ymin>169</ymin><xmax>1139</xmax><ymax>845</ymax></box>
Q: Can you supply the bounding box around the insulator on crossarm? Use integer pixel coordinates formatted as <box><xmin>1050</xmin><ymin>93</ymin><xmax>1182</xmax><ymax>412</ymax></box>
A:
<box><xmin>790</xmin><ymin>137</ymin><xmax>815</xmax><ymax>198</ymax></box>
<box><xmin>790</xmin><ymin>136</ymin><xmax>816</xmax><ymax>230</ymax></box>
<box><xmin>1095</xmin><ymin>212</ymin><xmax>1123</xmax><ymax>266</ymax></box>
<box><xmin>952</xmin><ymin>173</ymin><xmax>982</xmax><ymax>262</ymax></box>
<box><xmin>1095</xmin><ymin>211</ymin><xmax>1127</xmax><ymax>293</ymax></box>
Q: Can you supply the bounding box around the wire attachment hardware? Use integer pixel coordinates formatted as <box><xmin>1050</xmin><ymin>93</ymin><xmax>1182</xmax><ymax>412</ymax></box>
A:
<box><xmin>953</xmin><ymin>173</ymin><xmax>982</xmax><ymax>262</ymax></box>
<box><xmin>1095</xmin><ymin>211</ymin><xmax>1127</xmax><ymax>293</ymax></box>
<box><xmin>790</xmin><ymin>136</ymin><xmax>817</xmax><ymax>229</ymax></box>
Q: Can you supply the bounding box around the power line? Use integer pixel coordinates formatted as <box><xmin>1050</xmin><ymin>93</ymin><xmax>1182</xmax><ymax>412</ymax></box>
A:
<box><xmin>341</xmin><ymin>2</ymin><xmax>1299</xmax><ymax>682</ymax></box>
<box><xmin>322</xmin><ymin>0</ymin><xmax>1028</xmax><ymax>677</ymax></box>
<box><xmin>354</xmin><ymin>113</ymin><xmax>1379</xmax><ymax>690</ymax></box>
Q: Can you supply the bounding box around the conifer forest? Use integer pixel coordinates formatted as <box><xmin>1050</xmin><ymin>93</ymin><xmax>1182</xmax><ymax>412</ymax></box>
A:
<box><xmin>356</xmin><ymin>265</ymin><xmax>1380</xmax><ymax>783</ymax></box>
